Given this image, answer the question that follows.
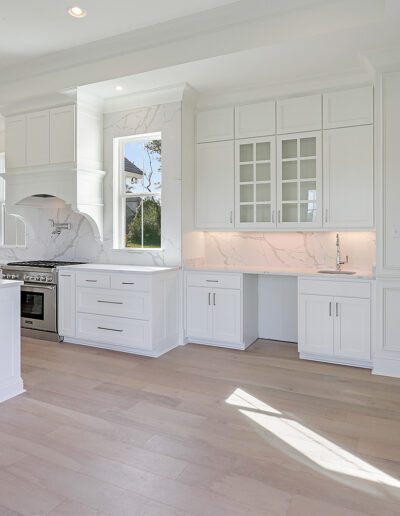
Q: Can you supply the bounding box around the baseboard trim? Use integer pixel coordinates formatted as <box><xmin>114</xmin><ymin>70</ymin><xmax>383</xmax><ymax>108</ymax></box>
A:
<box><xmin>300</xmin><ymin>352</ymin><xmax>372</xmax><ymax>369</ymax></box>
<box><xmin>0</xmin><ymin>377</ymin><xmax>25</xmax><ymax>403</ymax></box>
<box><xmin>62</xmin><ymin>337</ymin><xmax>178</xmax><ymax>358</ymax></box>
<box><xmin>372</xmin><ymin>356</ymin><xmax>400</xmax><ymax>378</ymax></box>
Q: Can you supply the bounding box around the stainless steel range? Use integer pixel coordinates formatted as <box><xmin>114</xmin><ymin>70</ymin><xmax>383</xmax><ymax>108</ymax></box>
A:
<box><xmin>2</xmin><ymin>261</ymin><xmax>85</xmax><ymax>341</ymax></box>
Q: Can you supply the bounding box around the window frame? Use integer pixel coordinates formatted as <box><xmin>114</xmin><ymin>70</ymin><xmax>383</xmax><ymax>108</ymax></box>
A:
<box><xmin>113</xmin><ymin>132</ymin><xmax>162</xmax><ymax>251</ymax></box>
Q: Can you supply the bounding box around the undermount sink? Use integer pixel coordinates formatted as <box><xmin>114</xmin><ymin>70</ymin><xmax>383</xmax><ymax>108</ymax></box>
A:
<box><xmin>318</xmin><ymin>270</ymin><xmax>356</xmax><ymax>275</ymax></box>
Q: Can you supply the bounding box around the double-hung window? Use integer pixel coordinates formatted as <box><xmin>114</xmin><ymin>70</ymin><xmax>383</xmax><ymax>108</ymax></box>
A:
<box><xmin>114</xmin><ymin>132</ymin><xmax>162</xmax><ymax>249</ymax></box>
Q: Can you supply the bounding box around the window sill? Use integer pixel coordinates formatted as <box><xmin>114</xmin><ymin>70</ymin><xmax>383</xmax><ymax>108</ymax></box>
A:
<box><xmin>112</xmin><ymin>247</ymin><xmax>164</xmax><ymax>252</ymax></box>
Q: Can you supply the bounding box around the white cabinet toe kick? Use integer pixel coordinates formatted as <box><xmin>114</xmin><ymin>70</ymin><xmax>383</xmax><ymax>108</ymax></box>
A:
<box><xmin>58</xmin><ymin>266</ymin><xmax>180</xmax><ymax>357</ymax></box>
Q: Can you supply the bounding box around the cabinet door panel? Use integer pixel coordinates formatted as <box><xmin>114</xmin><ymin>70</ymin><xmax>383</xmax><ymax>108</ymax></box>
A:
<box><xmin>323</xmin><ymin>86</ymin><xmax>373</xmax><ymax>129</ymax></box>
<box><xmin>26</xmin><ymin>110</ymin><xmax>50</xmax><ymax>166</ymax></box>
<box><xmin>196</xmin><ymin>141</ymin><xmax>234</xmax><ymax>229</ymax></box>
<box><xmin>212</xmin><ymin>289</ymin><xmax>241</xmax><ymax>344</ymax></box>
<box><xmin>277</xmin><ymin>94</ymin><xmax>322</xmax><ymax>134</ymax></box>
<box><xmin>334</xmin><ymin>297</ymin><xmax>370</xmax><ymax>360</ymax></box>
<box><xmin>186</xmin><ymin>286</ymin><xmax>213</xmax><ymax>340</ymax></box>
<box><xmin>323</xmin><ymin>125</ymin><xmax>373</xmax><ymax>228</ymax></box>
<box><xmin>299</xmin><ymin>294</ymin><xmax>334</xmax><ymax>355</ymax></box>
<box><xmin>235</xmin><ymin>101</ymin><xmax>275</xmax><ymax>138</ymax></box>
<box><xmin>58</xmin><ymin>272</ymin><xmax>76</xmax><ymax>338</ymax></box>
<box><xmin>50</xmin><ymin>105</ymin><xmax>76</xmax><ymax>164</ymax></box>
<box><xmin>5</xmin><ymin>115</ymin><xmax>26</xmax><ymax>168</ymax></box>
<box><xmin>196</xmin><ymin>108</ymin><xmax>234</xmax><ymax>143</ymax></box>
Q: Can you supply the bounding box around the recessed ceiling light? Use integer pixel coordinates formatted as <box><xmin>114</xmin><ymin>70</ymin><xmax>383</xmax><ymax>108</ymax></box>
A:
<box><xmin>68</xmin><ymin>6</ymin><xmax>87</xmax><ymax>18</ymax></box>
<box><xmin>115</xmin><ymin>86</ymin><xmax>123</xmax><ymax>92</ymax></box>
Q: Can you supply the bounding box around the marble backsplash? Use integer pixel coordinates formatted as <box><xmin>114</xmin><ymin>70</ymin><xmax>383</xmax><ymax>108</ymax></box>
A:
<box><xmin>186</xmin><ymin>231</ymin><xmax>376</xmax><ymax>272</ymax></box>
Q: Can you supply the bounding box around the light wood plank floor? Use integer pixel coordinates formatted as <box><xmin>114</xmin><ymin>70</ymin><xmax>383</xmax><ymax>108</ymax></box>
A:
<box><xmin>1</xmin><ymin>338</ymin><xmax>400</xmax><ymax>515</ymax></box>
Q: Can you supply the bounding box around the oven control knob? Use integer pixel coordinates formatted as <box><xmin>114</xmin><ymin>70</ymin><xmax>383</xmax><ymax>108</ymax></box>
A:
<box><xmin>46</xmin><ymin>277</ymin><xmax>52</xmax><ymax>283</ymax></box>
<box><xmin>40</xmin><ymin>275</ymin><xmax>45</xmax><ymax>282</ymax></box>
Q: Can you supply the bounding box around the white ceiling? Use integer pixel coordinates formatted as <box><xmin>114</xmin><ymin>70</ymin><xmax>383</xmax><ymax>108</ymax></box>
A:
<box><xmin>82</xmin><ymin>0</ymin><xmax>400</xmax><ymax>101</ymax></box>
<box><xmin>0</xmin><ymin>0</ymin><xmax>236</xmax><ymax>69</ymax></box>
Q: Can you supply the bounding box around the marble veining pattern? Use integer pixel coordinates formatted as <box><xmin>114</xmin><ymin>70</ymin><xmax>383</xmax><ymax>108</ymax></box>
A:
<box><xmin>192</xmin><ymin>231</ymin><xmax>376</xmax><ymax>272</ymax></box>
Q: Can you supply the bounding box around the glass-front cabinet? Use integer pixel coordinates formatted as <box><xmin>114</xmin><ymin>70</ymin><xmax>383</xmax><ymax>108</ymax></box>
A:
<box><xmin>277</xmin><ymin>131</ymin><xmax>322</xmax><ymax>228</ymax></box>
<box><xmin>235</xmin><ymin>137</ymin><xmax>276</xmax><ymax>228</ymax></box>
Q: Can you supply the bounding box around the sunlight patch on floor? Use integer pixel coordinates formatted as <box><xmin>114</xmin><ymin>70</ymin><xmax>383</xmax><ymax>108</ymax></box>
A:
<box><xmin>226</xmin><ymin>388</ymin><xmax>400</xmax><ymax>490</ymax></box>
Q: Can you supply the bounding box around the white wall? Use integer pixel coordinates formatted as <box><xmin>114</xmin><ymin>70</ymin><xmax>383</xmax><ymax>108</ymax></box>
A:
<box><xmin>0</xmin><ymin>101</ymin><xmax>183</xmax><ymax>266</ymax></box>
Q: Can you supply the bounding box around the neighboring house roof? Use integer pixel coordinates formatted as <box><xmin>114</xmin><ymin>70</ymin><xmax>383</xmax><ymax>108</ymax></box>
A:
<box><xmin>124</xmin><ymin>157</ymin><xmax>144</xmax><ymax>179</ymax></box>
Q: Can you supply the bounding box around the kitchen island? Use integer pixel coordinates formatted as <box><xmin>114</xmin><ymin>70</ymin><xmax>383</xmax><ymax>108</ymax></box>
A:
<box><xmin>0</xmin><ymin>280</ymin><xmax>24</xmax><ymax>403</ymax></box>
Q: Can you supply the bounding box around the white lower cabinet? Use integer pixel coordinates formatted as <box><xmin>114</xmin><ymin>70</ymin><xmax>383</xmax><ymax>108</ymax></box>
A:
<box><xmin>298</xmin><ymin>278</ymin><xmax>371</xmax><ymax>367</ymax></box>
<box><xmin>185</xmin><ymin>271</ymin><xmax>257</xmax><ymax>350</ymax></box>
<box><xmin>58</xmin><ymin>266</ymin><xmax>179</xmax><ymax>357</ymax></box>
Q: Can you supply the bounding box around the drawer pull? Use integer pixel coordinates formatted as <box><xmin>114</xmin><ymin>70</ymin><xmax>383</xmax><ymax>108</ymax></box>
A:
<box><xmin>98</xmin><ymin>326</ymin><xmax>123</xmax><ymax>333</ymax></box>
<box><xmin>60</xmin><ymin>274</ymin><xmax>72</xmax><ymax>277</ymax></box>
<box><xmin>97</xmin><ymin>300</ymin><xmax>123</xmax><ymax>305</ymax></box>
<box><xmin>86</xmin><ymin>279</ymin><xmax>98</xmax><ymax>283</ymax></box>
<box><xmin>336</xmin><ymin>302</ymin><xmax>339</xmax><ymax>317</ymax></box>
<box><xmin>213</xmin><ymin>293</ymin><xmax>216</xmax><ymax>306</ymax></box>
<box><xmin>122</xmin><ymin>282</ymin><xmax>135</xmax><ymax>285</ymax></box>
<box><xmin>206</xmin><ymin>280</ymin><xmax>219</xmax><ymax>283</ymax></box>
<box><xmin>329</xmin><ymin>302</ymin><xmax>332</xmax><ymax>317</ymax></box>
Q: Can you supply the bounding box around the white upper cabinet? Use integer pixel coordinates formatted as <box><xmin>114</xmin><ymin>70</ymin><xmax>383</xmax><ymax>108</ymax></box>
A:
<box><xmin>277</xmin><ymin>131</ymin><xmax>322</xmax><ymax>228</ymax></box>
<box><xmin>235</xmin><ymin>101</ymin><xmax>275</xmax><ymax>139</ymax></box>
<box><xmin>26</xmin><ymin>110</ymin><xmax>50</xmax><ymax>166</ymax></box>
<box><xmin>323</xmin><ymin>86</ymin><xmax>373</xmax><ymax>129</ymax></box>
<box><xmin>196</xmin><ymin>140</ymin><xmax>234</xmax><ymax>229</ymax></box>
<box><xmin>235</xmin><ymin>137</ymin><xmax>276</xmax><ymax>228</ymax></box>
<box><xmin>277</xmin><ymin>94</ymin><xmax>322</xmax><ymax>134</ymax></box>
<box><xmin>5</xmin><ymin>115</ymin><xmax>26</xmax><ymax>169</ymax></box>
<box><xmin>323</xmin><ymin>125</ymin><xmax>373</xmax><ymax>228</ymax></box>
<box><xmin>50</xmin><ymin>105</ymin><xmax>76</xmax><ymax>164</ymax></box>
<box><xmin>196</xmin><ymin>108</ymin><xmax>234</xmax><ymax>143</ymax></box>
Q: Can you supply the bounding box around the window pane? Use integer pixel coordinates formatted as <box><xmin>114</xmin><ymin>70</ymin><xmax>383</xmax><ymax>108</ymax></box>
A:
<box><xmin>256</xmin><ymin>204</ymin><xmax>271</xmax><ymax>223</ymax></box>
<box><xmin>256</xmin><ymin>163</ymin><xmax>270</xmax><ymax>181</ymax></box>
<box><xmin>125</xmin><ymin>197</ymin><xmax>142</xmax><ymax>248</ymax></box>
<box><xmin>240</xmin><ymin>164</ymin><xmax>253</xmax><ymax>182</ymax></box>
<box><xmin>240</xmin><ymin>144</ymin><xmax>253</xmax><ymax>162</ymax></box>
<box><xmin>300</xmin><ymin>202</ymin><xmax>316</xmax><ymax>223</ymax></box>
<box><xmin>256</xmin><ymin>183</ymin><xmax>270</xmax><ymax>202</ymax></box>
<box><xmin>300</xmin><ymin>181</ymin><xmax>317</xmax><ymax>201</ymax></box>
<box><xmin>300</xmin><ymin>159</ymin><xmax>316</xmax><ymax>179</ymax></box>
<box><xmin>256</xmin><ymin>142</ymin><xmax>270</xmax><ymax>161</ymax></box>
<box><xmin>300</xmin><ymin>137</ymin><xmax>316</xmax><ymax>157</ymax></box>
<box><xmin>282</xmin><ymin>182</ymin><xmax>297</xmax><ymax>201</ymax></box>
<box><xmin>282</xmin><ymin>203</ymin><xmax>298</xmax><ymax>223</ymax></box>
<box><xmin>282</xmin><ymin>161</ymin><xmax>297</xmax><ymax>180</ymax></box>
<box><xmin>240</xmin><ymin>205</ymin><xmax>254</xmax><ymax>223</ymax></box>
<box><xmin>143</xmin><ymin>197</ymin><xmax>162</xmax><ymax>248</ymax></box>
<box><xmin>282</xmin><ymin>139</ymin><xmax>297</xmax><ymax>159</ymax></box>
<box><xmin>240</xmin><ymin>184</ymin><xmax>253</xmax><ymax>202</ymax></box>
<box><xmin>124</xmin><ymin>138</ymin><xmax>162</xmax><ymax>194</ymax></box>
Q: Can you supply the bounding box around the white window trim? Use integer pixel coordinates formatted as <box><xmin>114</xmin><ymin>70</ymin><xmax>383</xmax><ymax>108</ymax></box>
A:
<box><xmin>113</xmin><ymin>132</ymin><xmax>162</xmax><ymax>251</ymax></box>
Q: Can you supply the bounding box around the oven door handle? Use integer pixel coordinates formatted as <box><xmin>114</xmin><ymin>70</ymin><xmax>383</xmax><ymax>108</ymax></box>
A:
<box><xmin>22</xmin><ymin>284</ymin><xmax>56</xmax><ymax>291</ymax></box>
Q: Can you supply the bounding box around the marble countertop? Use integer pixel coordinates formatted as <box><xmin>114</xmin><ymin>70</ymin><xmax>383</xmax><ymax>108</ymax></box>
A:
<box><xmin>184</xmin><ymin>265</ymin><xmax>374</xmax><ymax>280</ymax></box>
<box><xmin>0</xmin><ymin>280</ymin><xmax>23</xmax><ymax>288</ymax></box>
<box><xmin>58</xmin><ymin>264</ymin><xmax>180</xmax><ymax>274</ymax></box>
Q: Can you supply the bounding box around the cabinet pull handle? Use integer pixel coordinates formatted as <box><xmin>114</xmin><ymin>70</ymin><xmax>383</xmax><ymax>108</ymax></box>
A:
<box><xmin>230</xmin><ymin>211</ymin><xmax>233</xmax><ymax>224</ymax></box>
<box><xmin>206</xmin><ymin>279</ymin><xmax>219</xmax><ymax>283</ymax></box>
<box><xmin>122</xmin><ymin>282</ymin><xmax>135</xmax><ymax>285</ymax></box>
<box><xmin>97</xmin><ymin>300</ymin><xmax>123</xmax><ymax>305</ymax></box>
<box><xmin>86</xmin><ymin>279</ymin><xmax>97</xmax><ymax>283</ymax></box>
<box><xmin>60</xmin><ymin>274</ymin><xmax>72</xmax><ymax>277</ymax></box>
<box><xmin>272</xmin><ymin>210</ymin><xmax>275</xmax><ymax>224</ymax></box>
<box><xmin>98</xmin><ymin>327</ymin><xmax>123</xmax><ymax>333</ymax></box>
<box><xmin>213</xmin><ymin>293</ymin><xmax>216</xmax><ymax>306</ymax></box>
<box><xmin>336</xmin><ymin>302</ymin><xmax>339</xmax><ymax>317</ymax></box>
<box><xmin>325</xmin><ymin>209</ymin><xmax>328</xmax><ymax>223</ymax></box>
<box><xmin>208</xmin><ymin>293</ymin><xmax>211</xmax><ymax>305</ymax></box>
<box><xmin>278</xmin><ymin>210</ymin><xmax>281</xmax><ymax>223</ymax></box>
<box><xmin>329</xmin><ymin>302</ymin><xmax>332</xmax><ymax>317</ymax></box>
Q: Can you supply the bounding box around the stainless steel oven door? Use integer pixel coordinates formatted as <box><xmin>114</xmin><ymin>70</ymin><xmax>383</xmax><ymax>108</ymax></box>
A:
<box><xmin>21</xmin><ymin>284</ymin><xmax>57</xmax><ymax>333</ymax></box>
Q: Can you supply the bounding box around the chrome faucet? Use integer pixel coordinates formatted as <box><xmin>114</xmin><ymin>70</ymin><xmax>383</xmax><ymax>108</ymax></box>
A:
<box><xmin>336</xmin><ymin>233</ymin><xmax>348</xmax><ymax>271</ymax></box>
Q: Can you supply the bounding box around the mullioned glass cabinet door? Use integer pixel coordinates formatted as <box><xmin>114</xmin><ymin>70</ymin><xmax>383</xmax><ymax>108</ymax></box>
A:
<box><xmin>235</xmin><ymin>136</ymin><xmax>276</xmax><ymax>228</ymax></box>
<box><xmin>277</xmin><ymin>131</ymin><xmax>322</xmax><ymax>229</ymax></box>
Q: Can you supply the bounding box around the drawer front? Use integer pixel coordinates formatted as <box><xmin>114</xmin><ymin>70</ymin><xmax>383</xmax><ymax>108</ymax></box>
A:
<box><xmin>76</xmin><ymin>287</ymin><xmax>150</xmax><ymax>320</ymax></box>
<box><xmin>186</xmin><ymin>272</ymin><xmax>241</xmax><ymax>290</ymax></box>
<box><xmin>76</xmin><ymin>313</ymin><xmax>151</xmax><ymax>350</ymax></box>
<box><xmin>110</xmin><ymin>274</ymin><xmax>150</xmax><ymax>292</ymax></box>
<box><xmin>298</xmin><ymin>278</ymin><xmax>371</xmax><ymax>298</ymax></box>
<box><xmin>76</xmin><ymin>272</ymin><xmax>110</xmax><ymax>289</ymax></box>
